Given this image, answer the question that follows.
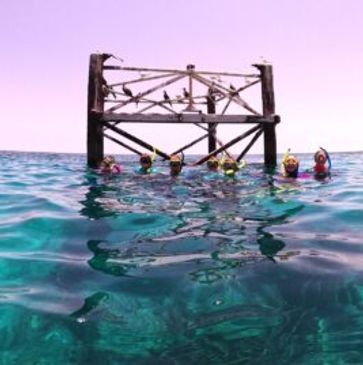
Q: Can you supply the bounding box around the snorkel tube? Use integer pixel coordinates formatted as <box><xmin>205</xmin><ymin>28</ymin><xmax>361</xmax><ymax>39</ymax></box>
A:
<box><xmin>181</xmin><ymin>151</ymin><xmax>185</xmax><ymax>166</ymax></box>
<box><xmin>320</xmin><ymin>147</ymin><xmax>331</xmax><ymax>171</ymax></box>
<box><xmin>220</xmin><ymin>151</ymin><xmax>246</xmax><ymax>177</ymax></box>
<box><xmin>151</xmin><ymin>147</ymin><xmax>157</xmax><ymax>163</ymax></box>
<box><xmin>281</xmin><ymin>149</ymin><xmax>290</xmax><ymax>177</ymax></box>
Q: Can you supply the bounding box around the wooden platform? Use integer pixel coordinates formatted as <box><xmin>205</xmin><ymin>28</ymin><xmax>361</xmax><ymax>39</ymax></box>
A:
<box><xmin>87</xmin><ymin>53</ymin><xmax>279</xmax><ymax>168</ymax></box>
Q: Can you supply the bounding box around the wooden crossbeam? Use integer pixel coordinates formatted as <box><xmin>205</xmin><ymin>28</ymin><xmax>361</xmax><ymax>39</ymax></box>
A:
<box><xmin>103</xmin><ymin>133</ymin><xmax>142</xmax><ymax>155</ymax></box>
<box><xmin>236</xmin><ymin>127</ymin><xmax>264</xmax><ymax>162</ymax></box>
<box><xmin>170</xmin><ymin>132</ymin><xmax>209</xmax><ymax>156</ymax></box>
<box><xmin>104</xmin><ymin>65</ymin><xmax>259</xmax><ymax>78</ymax></box>
<box><xmin>100</xmin><ymin>113</ymin><xmax>276</xmax><ymax>124</ymax></box>
<box><xmin>221</xmin><ymin>97</ymin><xmax>233</xmax><ymax>115</ymax></box>
<box><xmin>192</xmin><ymin>73</ymin><xmax>261</xmax><ymax>115</ymax></box>
<box><xmin>106</xmin><ymin>74</ymin><xmax>186</xmax><ymax>113</ymax></box>
<box><xmin>193</xmin><ymin>124</ymin><xmax>262</xmax><ymax>165</ymax></box>
<box><xmin>102</xmin><ymin>121</ymin><xmax>170</xmax><ymax>160</ymax></box>
<box><xmin>191</xmin><ymin>122</ymin><xmax>233</xmax><ymax>158</ymax></box>
<box><xmin>109</xmin><ymin>72</ymin><xmax>176</xmax><ymax>88</ymax></box>
<box><xmin>137</xmin><ymin>98</ymin><xmax>176</xmax><ymax>114</ymax></box>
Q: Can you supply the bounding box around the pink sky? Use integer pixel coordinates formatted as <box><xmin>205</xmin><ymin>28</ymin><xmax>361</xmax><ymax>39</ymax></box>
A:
<box><xmin>1</xmin><ymin>0</ymin><xmax>363</xmax><ymax>154</ymax></box>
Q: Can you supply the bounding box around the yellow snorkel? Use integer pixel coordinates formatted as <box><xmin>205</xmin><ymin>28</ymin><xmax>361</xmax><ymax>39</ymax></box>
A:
<box><xmin>221</xmin><ymin>157</ymin><xmax>238</xmax><ymax>177</ymax></box>
<box><xmin>238</xmin><ymin>159</ymin><xmax>246</xmax><ymax>169</ymax></box>
<box><xmin>225</xmin><ymin>169</ymin><xmax>235</xmax><ymax>177</ymax></box>
<box><xmin>281</xmin><ymin>148</ymin><xmax>290</xmax><ymax>177</ymax></box>
<box><xmin>151</xmin><ymin>147</ymin><xmax>157</xmax><ymax>162</ymax></box>
<box><xmin>220</xmin><ymin>152</ymin><xmax>246</xmax><ymax>177</ymax></box>
<box><xmin>281</xmin><ymin>149</ymin><xmax>299</xmax><ymax>177</ymax></box>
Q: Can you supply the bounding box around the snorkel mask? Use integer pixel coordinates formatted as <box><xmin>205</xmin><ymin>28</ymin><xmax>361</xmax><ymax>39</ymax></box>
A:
<box><xmin>169</xmin><ymin>155</ymin><xmax>183</xmax><ymax>175</ymax></box>
<box><xmin>140</xmin><ymin>154</ymin><xmax>152</xmax><ymax>169</ymax></box>
<box><xmin>283</xmin><ymin>155</ymin><xmax>299</xmax><ymax>176</ymax></box>
<box><xmin>207</xmin><ymin>157</ymin><xmax>219</xmax><ymax>170</ymax></box>
<box><xmin>222</xmin><ymin>158</ymin><xmax>238</xmax><ymax>176</ymax></box>
<box><xmin>314</xmin><ymin>150</ymin><xmax>327</xmax><ymax>164</ymax></box>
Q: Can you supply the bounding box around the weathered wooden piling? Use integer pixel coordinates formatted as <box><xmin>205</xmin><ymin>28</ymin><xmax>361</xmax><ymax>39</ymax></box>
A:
<box><xmin>87</xmin><ymin>54</ymin><xmax>280</xmax><ymax>168</ymax></box>
<box><xmin>254</xmin><ymin>64</ymin><xmax>277</xmax><ymax>166</ymax></box>
<box><xmin>206</xmin><ymin>92</ymin><xmax>217</xmax><ymax>153</ymax></box>
<box><xmin>87</xmin><ymin>54</ymin><xmax>105</xmax><ymax>168</ymax></box>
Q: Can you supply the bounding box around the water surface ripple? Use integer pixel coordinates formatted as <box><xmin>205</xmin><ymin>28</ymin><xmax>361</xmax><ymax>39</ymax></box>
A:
<box><xmin>0</xmin><ymin>151</ymin><xmax>363</xmax><ymax>364</ymax></box>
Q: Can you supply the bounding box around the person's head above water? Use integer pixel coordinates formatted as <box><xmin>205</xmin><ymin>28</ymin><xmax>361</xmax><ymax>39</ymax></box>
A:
<box><xmin>282</xmin><ymin>151</ymin><xmax>299</xmax><ymax>177</ymax></box>
<box><xmin>207</xmin><ymin>156</ymin><xmax>219</xmax><ymax>171</ymax></box>
<box><xmin>313</xmin><ymin>147</ymin><xmax>331</xmax><ymax>176</ymax></box>
<box><xmin>100</xmin><ymin>155</ymin><xmax>121</xmax><ymax>174</ymax></box>
<box><xmin>139</xmin><ymin>153</ymin><xmax>153</xmax><ymax>170</ymax></box>
<box><xmin>169</xmin><ymin>154</ymin><xmax>183</xmax><ymax>175</ymax></box>
<box><xmin>314</xmin><ymin>149</ymin><xmax>328</xmax><ymax>165</ymax></box>
<box><xmin>103</xmin><ymin>155</ymin><xmax>115</xmax><ymax>166</ymax></box>
<box><xmin>221</xmin><ymin>158</ymin><xmax>239</xmax><ymax>176</ymax></box>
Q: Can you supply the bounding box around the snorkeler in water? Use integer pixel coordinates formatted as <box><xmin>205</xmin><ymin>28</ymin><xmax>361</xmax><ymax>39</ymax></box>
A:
<box><xmin>313</xmin><ymin>147</ymin><xmax>331</xmax><ymax>178</ymax></box>
<box><xmin>220</xmin><ymin>156</ymin><xmax>246</xmax><ymax>177</ymax></box>
<box><xmin>281</xmin><ymin>149</ymin><xmax>299</xmax><ymax>178</ymax></box>
<box><xmin>137</xmin><ymin>151</ymin><xmax>156</xmax><ymax>174</ymax></box>
<box><xmin>169</xmin><ymin>154</ymin><xmax>184</xmax><ymax>176</ymax></box>
<box><xmin>206</xmin><ymin>156</ymin><xmax>220</xmax><ymax>172</ymax></box>
<box><xmin>100</xmin><ymin>155</ymin><xmax>122</xmax><ymax>174</ymax></box>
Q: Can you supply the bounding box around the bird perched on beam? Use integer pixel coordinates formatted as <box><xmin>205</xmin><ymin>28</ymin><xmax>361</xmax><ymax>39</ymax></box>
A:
<box><xmin>229</xmin><ymin>84</ymin><xmax>239</xmax><ymax>96</ymax></box>
<box><xmin>207</xmin><ymin>83</ymin><xmax>220</xmax><ymax>99</ymax></box>
<box><xmin>135</xmin><ymin>92</ymin><xmax>141</xmax><ymax>107</ymax></box>
<box><xmin>122</xmin><ymin>84</ymin><xmax>133</xmax><ymax>98</ymax></box>
<box><xmin>183</xmin><ymin>87</ymin><xmax>190</xmax><ymax>99</ymax></box>
<box><xmin>114</xmin><ymin>55</ymin><xmax>124</xmax><ymax>62</ymax></box>
<box><xmin>163</xmin><ymin>90</ymin><xmax>172</xmax><ymax>107</ymax></box>
<box><xmin>101</xmin><ymin>77</ymin><xmax>116</xmax><ymax>99</ymax></box>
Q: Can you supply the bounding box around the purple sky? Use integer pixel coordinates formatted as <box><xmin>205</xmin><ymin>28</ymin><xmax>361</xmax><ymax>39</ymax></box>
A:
<box><xmin>1</xmin><ymin>0</ymin><xmax>363</xmax><ymax>154</ymax></box>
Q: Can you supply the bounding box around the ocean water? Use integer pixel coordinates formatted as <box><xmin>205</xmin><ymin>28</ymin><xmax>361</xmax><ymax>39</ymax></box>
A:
<box><xmin>0</xmin><ymin>150</ymin><xmax>363</xmax><ymax>364</ymax></box>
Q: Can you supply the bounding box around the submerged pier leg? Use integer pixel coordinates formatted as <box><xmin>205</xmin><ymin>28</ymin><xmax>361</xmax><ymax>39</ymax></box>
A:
<box><xmin>207</xmin><ymin>94</ymin><xmax>216</xmax><ymax>153</ymax></box>
<box><xmin>87</xmin><ymin>54</ymin><xmax>105</xmax><ymax>168</ymax></box>
<box><xmin>255</xmin><ymin>64</ymin><xmax>277</xmax><ymax>167</ymax></box>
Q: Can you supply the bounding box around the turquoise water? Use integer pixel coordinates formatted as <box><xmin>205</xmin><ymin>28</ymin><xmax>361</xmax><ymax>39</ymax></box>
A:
<box><xmin>1</xmin><ymin>151</ymin><xmax>363</xmax><ymax>364</ymax></box>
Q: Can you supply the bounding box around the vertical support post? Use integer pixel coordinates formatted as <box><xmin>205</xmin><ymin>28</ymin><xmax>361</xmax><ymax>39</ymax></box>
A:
<box><xmin>87</xmin><ymin>54</ymin><xmax>105</xmax><ymax>168</ymax></box>
<box><xmin>185</xmin><ymin>64</ymin><xmax>197</xmax><ymax>112</ymax></box>
<box><xmin>206</xmin><ymin>94</ymin><xmax>217</xmax><ymax>153</ymax></box>
<box><xmin>254</xmin><ymin>64</ymin><xmax>277</xmax><ymax>166</ymax></box>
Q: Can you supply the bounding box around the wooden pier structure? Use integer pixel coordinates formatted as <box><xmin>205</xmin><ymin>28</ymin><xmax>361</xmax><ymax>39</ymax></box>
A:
<box><xmin>87</xmin><ymin>53</ymin><xmax>280</xmax><ymax>168</ymax></box>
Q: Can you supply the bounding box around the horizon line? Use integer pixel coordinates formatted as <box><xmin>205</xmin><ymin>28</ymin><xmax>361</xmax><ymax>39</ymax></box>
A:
<box><xmin>1</xmin><ymin>149</ymin><xmax>362</xmax><ymax>156</ymax></box>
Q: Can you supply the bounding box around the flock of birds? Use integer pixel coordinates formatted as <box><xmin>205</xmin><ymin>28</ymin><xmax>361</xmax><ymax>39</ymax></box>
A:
<box><xmin>102</xmin><ymin>78</ymin><xmax>244</xmax><ymax>110</ymax></box>
<box><xmin>99</xmin><ymin>51</ymin><xmax>267</xmax><ymax>108</ymax></box>
<box><xmin>97</xmin><ymin>52</ymin><xmax>268</xmax><ymax>112</ymax></box>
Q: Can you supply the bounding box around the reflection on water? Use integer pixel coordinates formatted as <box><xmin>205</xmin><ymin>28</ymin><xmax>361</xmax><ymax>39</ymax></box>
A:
<box><xmin>1</xmin><ymin>152</ymin><xmax>363</xmax><ymax>364</ymax></box>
